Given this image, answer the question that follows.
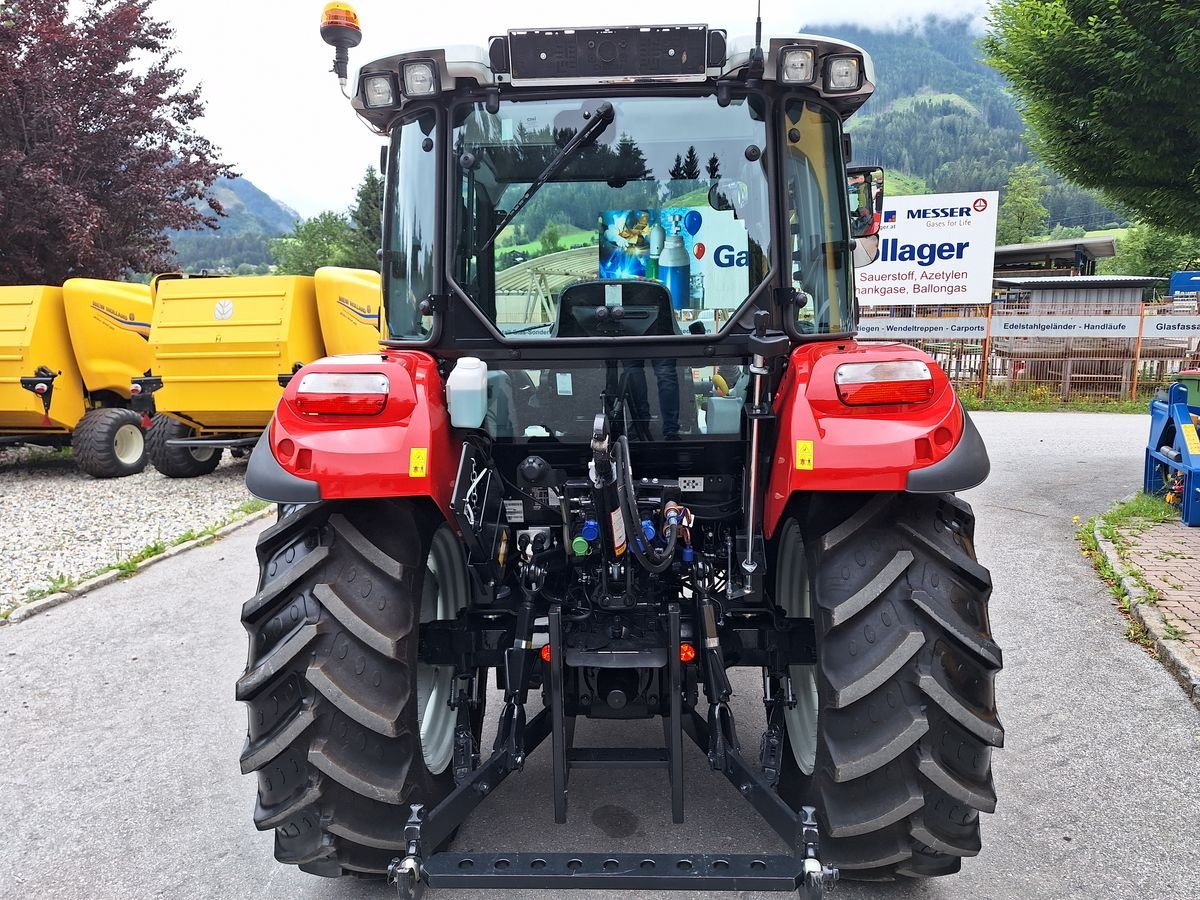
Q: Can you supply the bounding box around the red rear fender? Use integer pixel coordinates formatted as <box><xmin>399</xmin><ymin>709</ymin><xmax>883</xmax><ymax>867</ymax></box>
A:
<box><xmin>763</xmin><ymin>341</ymin><xmax>985</xmax><ymax>538</ymax></box>
<box><xmin>262</xmin><ymin>350</ymin><xmax>454</xmax><ymax>514</ymax></box>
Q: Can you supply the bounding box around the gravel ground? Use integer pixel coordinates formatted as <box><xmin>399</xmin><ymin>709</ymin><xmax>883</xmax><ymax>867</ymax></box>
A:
<box><xmin>0</xmin><ymin>445</ymin><xmax>256</xmax><ymax>615</ymax></box>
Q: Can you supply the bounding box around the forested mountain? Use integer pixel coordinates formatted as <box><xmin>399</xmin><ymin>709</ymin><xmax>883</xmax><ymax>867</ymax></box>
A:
<box><xmin>820</xmin><ymin>19</ymin><xmax>1127</xmax><ymax>231</ymax></box>
<box><xmin>170</xmin><ymin>176</ymin><xmax>298</xmax><ymax>273</ymax></box>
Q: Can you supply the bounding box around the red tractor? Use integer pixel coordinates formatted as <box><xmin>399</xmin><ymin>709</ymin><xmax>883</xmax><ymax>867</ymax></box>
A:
<box><xmin>238</xmin><ymin>8</ymin><xmax>1002</xmax><ymax>898</ymax></box>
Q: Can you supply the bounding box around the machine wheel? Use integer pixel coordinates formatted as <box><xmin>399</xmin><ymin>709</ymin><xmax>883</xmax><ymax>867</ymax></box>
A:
<box><xmin>71</xmin><ymin>408</ymin><xmax>147</xmax><ymax>478</ymax></box>
<box><xmin>237</xmin><ymin>500</ymin><xmax>484</xmax><ymax>877</ymax></box>
<box><xmin>145</xmin><ymin>414</ymin><xmax>223</xmax><ymax>477</ymax></box>
<box><xmin>775</xmin><ymin>492</ymin><xmax>1003</xmax><ymax>880</ymax></box>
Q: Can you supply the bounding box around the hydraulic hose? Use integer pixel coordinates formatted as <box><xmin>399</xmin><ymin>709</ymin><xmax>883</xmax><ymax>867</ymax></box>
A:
<box><xmin>616</xmin><ymin>436</ymin><xmax>678</xmax><ymax>574</ymax></box>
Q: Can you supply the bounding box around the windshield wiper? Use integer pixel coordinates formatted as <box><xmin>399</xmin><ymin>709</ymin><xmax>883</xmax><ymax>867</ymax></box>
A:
<box><xmin>480</xmin><ymin>101</ymin><xmax>615</xmax><ymax>254</ymax></box>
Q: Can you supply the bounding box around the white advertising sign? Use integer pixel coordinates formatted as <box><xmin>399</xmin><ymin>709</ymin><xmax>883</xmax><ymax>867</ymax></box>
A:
<box><xmin>991</xmin><ymin>316</ymin><xmax>1142</xmax><ymax>338</ymax></box>
<box><xmin>1145</xmin><ymin>317</ymin><xmax>1200</xmax><ymax>337</ymax></box>
<box><xmin>856</xmin><ymin>191</ymin><xmax>999</xmax><ymax>306</ymax></box>
<box><xmin>857</xmin><ymin>318</ymin><xmax>990</xmax><ymax>339</ymax></box>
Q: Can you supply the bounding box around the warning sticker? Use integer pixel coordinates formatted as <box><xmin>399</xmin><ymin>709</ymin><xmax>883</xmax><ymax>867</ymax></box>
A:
<box><xmin>503</xmin><ymin>499</ymin><xmax>525</xmax><ymax>523</ymax></box>
<box><xmin>409</xmin><ymin>447</ymin><xmax>428</xmax><ymax>478</ymax></box>
<box><xmin>1183</xmin><ymin>423</ymin><xmax>1200</xmax><ymax>456</ymax></box>
<box><xmin>610</xmin><ymin>508</ymin><xmax>627</xmax><ymax>556</ymax></box>
<box><xmin>795</xmin><ymin>440</ymin><xmax>814</xmax><ymax>471</ymax></box>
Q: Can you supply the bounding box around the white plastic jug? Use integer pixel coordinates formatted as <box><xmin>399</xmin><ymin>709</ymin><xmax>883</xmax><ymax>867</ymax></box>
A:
<box><xmin>447</xmin><ymin>357</ymin><xmax>489</xmax><ymax>428</ymax></box>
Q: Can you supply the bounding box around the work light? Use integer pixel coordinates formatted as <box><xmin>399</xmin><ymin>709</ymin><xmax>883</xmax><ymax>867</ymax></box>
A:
<box><xmin>362</xmin><ymin>73</ymin><xmax>396</xmax><ymax>108</ymax></box>
<box><xmin>778</xmin><ymin>47</ymin><xmax>817</xmax><ymax>85</ymax></box>
<box><xmin>403</xmin><ymin>60</ymin><xmax>440</xmax><ymax>97</ymax></box>
<box><xmin>824</xmin><ymin>55</ymin><xmax>863</xmax><ymax>92</ymax></box>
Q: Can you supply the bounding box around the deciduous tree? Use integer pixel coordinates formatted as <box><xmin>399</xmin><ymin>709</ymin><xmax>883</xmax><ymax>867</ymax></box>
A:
<box><xmin>1099</xmin><ymin>224</ymin><xmax>1200</xmax><ymax>283</ymax></box>
<box><xmin>0</xmin><ymin>0</ymin><xmax>230</xmax><ymax>283</ymax></box>
<box><xmin>270</xmin><ymin>212</ymin><xmax>351</xmax><ymax>276</ymax></box>
<box><xmin>985</xmin><ymin>0</ymin><xmax>1200</xmax><ymax>235</ymax></box>
<box><xmin>996</xmin><ymin>163</ymin><xmax>1048</xmax><ymax>245</ymax></box>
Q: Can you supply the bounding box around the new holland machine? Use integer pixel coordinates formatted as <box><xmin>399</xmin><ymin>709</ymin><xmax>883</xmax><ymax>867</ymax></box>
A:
<box><xmin>238</xmin><ymin>6</ymin><xmax>1002</xmax><ymax>898</ymax></box>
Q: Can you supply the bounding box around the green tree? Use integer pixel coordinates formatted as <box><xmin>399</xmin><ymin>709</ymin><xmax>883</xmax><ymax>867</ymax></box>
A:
<box><xmin>682</xmin><ymin>146</ymin><xmax>701</xmax><ymax>180</ymax></box>
<box><xmin>343</xmin><ymin>166</ymin><xmax>384</xmax><ymax>271</ymax></box>
<box><xmin>615</xmin><ymin>134</ymin><xmax>650</xmax><ymax>180</ymax></box>
<box><xmin>270</xmin><ymin>212</ymin><xmax>351</xmax><ymax>275</ymax></box>
<box><xmin>706</xmin><ymin>153</ymin><xmax>720</xmax><ymax>180</ymax></box>
<box><xmin>539</xmin><ymin>224</ymin><xmax>562</xmax><ymax>254</ymax></box>
<box><xmin>996</xmin><ymin>163</ymin><xmax>1049</xmax><ymax>245</ymax></box>
<box><xmin>1098</xmin><ymin>224</ymin><xmax>1200</xmax><ymax>282</ymax></box>
<box><xmin>984</xmin><ymin>1</ymin><xmax>1200</xmax><ymax>235</ymax></box>
<box><xmin>1047</xmin><ymin>224</ymin><xmax>1087</xmax><ymax>240</ymax></box>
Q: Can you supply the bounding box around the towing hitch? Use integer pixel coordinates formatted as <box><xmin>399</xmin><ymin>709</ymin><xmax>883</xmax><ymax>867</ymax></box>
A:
<box><xmin>385</xmin><ymin>598</ymin><xmax>839</xmax><ymax>899</ymax></box>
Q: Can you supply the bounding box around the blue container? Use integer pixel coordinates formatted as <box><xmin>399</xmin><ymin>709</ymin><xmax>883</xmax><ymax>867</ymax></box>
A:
<box><xmin>659</xmin><ymin>235</ymin><xmax>691</xmax><ymax>310</ymax></box>
<box><xmin>1170</xmin><ymin>271</ymin><xmax>1200</xmax><ymax>296</ymax></box>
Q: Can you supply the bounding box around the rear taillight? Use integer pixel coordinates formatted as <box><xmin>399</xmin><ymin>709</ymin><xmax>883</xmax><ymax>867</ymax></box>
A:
<box><xmin>293</xmin><ymin>372</ymin><xmax>389</xmax><ymax>416</ymax></box>
<box><xmin>835</xmin><ymin>360</ymin><xmax>934</xmax><ymax>406</ymax></box>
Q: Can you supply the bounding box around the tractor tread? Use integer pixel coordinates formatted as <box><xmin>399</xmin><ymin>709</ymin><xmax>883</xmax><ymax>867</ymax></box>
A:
<box><xmin>236</xmin><ymin>622</ymin><xmax>323</xmax><ymax>701</ymax></box>
<box><xmin>243</xmin><ymin>546</ymin><xmax>330</xmax><ymax>621</ymax></box>
<box><xmin>910</xmin><ymin>589</ymin><xmax>1002</xmax><ymax>668</ymax></box>
<box><xmin>819</xmin><ymin>759</ymin><xmax>924</xmax><ymax>838</ymax></box>
<box><xmin>306</xmin><ymin>630</ymin><xmax>411</xmax><ymax>737</ymax></box>
<box><xmin>916</xmin><ymin>745</ymin><xmax>997</xmax><ymax>814</ymax></box>
<box><xmin>788</xmin><ymin>492</ymin><xmax>1001</xmax><ymax>882</ymax></box>
<box><xmin>239</xmin><ymin>500</ymin><xmax>463</xmax><ymax>878</ymax></box>
<box><xmin>825</xmin><ymin>550</ymin><xmax>914</xmax><ymax>627</ymax></box>
<box><xmin>240</xmin><ymin>702</ymin><xmax>317</xmax><ymax>775</ymax></box>
<box><xmin>824</xmin><ymin>681</ymin><xmax>929</xmax><ymax>783</ymax></box>
<box><xmin>825</xmin><ymin>624</ymin><xmax>924</xmax><ymax>708</ymax></box>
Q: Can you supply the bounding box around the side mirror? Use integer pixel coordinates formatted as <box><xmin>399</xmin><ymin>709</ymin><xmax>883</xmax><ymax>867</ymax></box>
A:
<box><xmin>846</xmin><ymin>165</ymin><xmax>884</xmax><ymax>239</ymax></box>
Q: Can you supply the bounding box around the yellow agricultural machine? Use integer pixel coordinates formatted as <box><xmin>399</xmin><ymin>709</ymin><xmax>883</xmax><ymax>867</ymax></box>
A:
<box><xmin>0</xmin><ymin>279</ymin><xmax>153</xmax><ymax>477</ymax></box>
<box><xmin>132</xmin><ymin>268</ymin><xmax>383</xmax><ymax>477</ymax></box>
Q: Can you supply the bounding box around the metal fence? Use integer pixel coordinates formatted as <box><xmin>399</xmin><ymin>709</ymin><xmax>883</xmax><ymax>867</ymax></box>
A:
<box><xmin>858</xmin><ymin>301</ymin><xmax>1200</xmax><ymax>402</ymax></box>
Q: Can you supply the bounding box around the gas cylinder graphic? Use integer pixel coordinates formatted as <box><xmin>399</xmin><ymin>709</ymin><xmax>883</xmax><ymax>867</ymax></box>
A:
<box><xmin>646</xmin><ymin>222</ymin><xmax>665</xmax><ymax>280</ymax></box>
<box><xmin>659</xmin><ymin>234</ymin><xmax>691</xmax><ymax>310</ymax></box>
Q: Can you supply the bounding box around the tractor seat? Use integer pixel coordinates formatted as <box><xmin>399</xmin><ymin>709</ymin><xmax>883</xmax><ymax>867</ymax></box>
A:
<box><xmin>552</xmin><ymin>279</ymin><xmax>681</xmax><ymax>338</ymax></box>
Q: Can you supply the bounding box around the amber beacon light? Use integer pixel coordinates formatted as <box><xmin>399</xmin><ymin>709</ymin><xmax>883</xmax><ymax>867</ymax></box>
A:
<box><xmin>320</xmin><ymin>2</ymin><xmax>362</xmax><ymax>87</ymax></box>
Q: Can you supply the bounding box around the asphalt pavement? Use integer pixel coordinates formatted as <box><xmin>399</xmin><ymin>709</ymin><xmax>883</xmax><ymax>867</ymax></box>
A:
<box><xmin>2</xmin><ymin>412</ymin><xmax>1198</xmax><ymax>900</ymax></box>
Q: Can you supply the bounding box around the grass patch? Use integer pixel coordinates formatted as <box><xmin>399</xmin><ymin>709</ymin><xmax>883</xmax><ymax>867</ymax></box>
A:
<box><xmin>497</xmin><ymin>225</ymin><xmax>595</xmax><ymax>257</ymax></box>
<box><xmin>1126</xmin><ymin>619</ymin><xmax>1155</xmax><ymax>650</ymax></box>
<box><xmin>234</xmin><ymin>498</ymin><xmax>271</xmax><ymax>517</ymax></box>
<box><xmin>23</xmin><ymin>573</ymin><xmax>78</xmax><ymax>602</ymax></box>
<box><xmin>1103</xmin><ymin>494</ymin><xmax>1178</xmax><ymax>531</ymax></box>
<box><xmin>1077</xmin><ymin>493</ymin><xmax>1179</xmax><ymax>655</ymax></box>
<box><xmin>1163</xmin><ymin>621</ymin><xmax>1188</xmax><ymax>641</ymax></box>
<box><xmin>18</xmin><ymin>496</ymin><xmax>275</xmax><ymax>602</ymax></box>
<box><xmin>959</xmin><ymin>388</ymin><xmax>1148</xmax><ymax>414</ymax></box>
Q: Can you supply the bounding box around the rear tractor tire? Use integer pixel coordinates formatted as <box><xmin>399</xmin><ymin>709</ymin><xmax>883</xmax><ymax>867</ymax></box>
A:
<box><xmin>237</xmin><ymin>499</ymin><xmax>483</xmax><ymax>877</ymax></box>
<box><xmin>146</xmin><ymin>414</ymin><xmax>223</xmax><ymax>477</ymax></box>
<box><xmin>71</xmin><ymin>407</ymin><xmax>147</xmax><ymax>478</ymax></box>
<box><xmin>774</xmin><ymin>492</ymin><xmax>1003</xmax><ymax>880</ymax></box>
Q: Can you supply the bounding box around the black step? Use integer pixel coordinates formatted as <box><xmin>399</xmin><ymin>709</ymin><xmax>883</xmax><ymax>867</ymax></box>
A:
<box><xmin>567</xmin><ymin>747</ymin><xmax>669</xmax><ymax>768</ymax></box>
<box><xmin>423</xmin><ymin>852</ymin><xmax>802</xmax><ymax>891</ymax></box>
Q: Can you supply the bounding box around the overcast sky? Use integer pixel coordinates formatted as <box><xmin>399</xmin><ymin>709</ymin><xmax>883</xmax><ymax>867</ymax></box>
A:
<box><xmin>155</xmin><ymin>0</ymin><xmax>993</xmax><ymax>218</ymax></box>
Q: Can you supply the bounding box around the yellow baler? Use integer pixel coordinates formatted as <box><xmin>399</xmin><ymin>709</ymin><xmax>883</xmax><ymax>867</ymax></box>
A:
<box><xmin>0</xmin><ymin>280</ymin><xmax>153</xmax><ymax>478</ymax></box>
<box><xmin>0</xmin><ymin>285</ymin><xmax>86</xmax><ymax>434</ymax></box>
<box><xmin>136</xmin><ymin>274</ymin><xmax>325</xmax><ymax>477</ymax></box>
<box><xmin>313</xmin><ymin>266</ymin><xmax>385</xmax><ymax>354</ymax></box>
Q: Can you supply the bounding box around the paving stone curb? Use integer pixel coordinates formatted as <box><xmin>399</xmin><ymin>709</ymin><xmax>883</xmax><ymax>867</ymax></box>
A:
<box><xmin>1094</xmin><ymin>521</ymin><xmax>1200</xmax><ymax>709</ymax></box>
<box><xmin>0</xmin><ymin>507</ymin><xmax>274</xmax><ymax>629</ymax></box>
